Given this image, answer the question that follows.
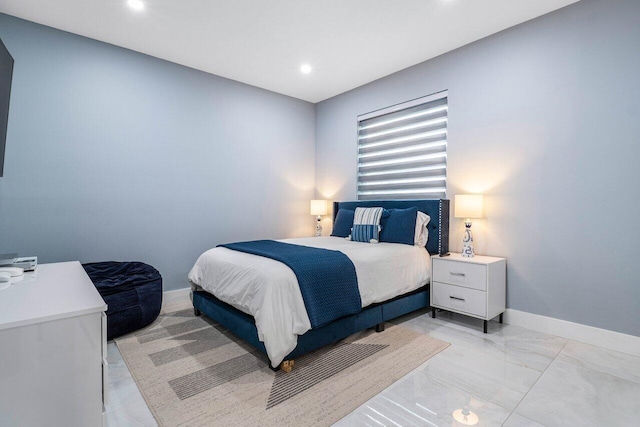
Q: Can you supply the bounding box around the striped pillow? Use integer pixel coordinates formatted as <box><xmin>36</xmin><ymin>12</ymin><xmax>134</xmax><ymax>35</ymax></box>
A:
<box><xmin>349</xmin><ymin>207</ymin><xmax>384</xmax><ymax>243</ymax></box>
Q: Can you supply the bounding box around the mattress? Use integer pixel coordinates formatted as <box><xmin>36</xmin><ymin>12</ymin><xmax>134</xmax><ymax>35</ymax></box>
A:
<box><xmin>188</xmin><ymin>236</ymin><xmax>431</xmax><ymax>365</ymax></box>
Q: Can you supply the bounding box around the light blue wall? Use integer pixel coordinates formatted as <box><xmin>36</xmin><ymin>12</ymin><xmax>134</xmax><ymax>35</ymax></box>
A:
<box><xmin>2</xmin><ymin>0</ymin><xmax>639</xmax><ymax>336</ymax></box>
<box><xmin>0</xmin><ymin>14</ymin><xmax>316</xmax><ymax>291</ymax></box>
<box><xmin>315</xmin><ymin>0</ymin><xmax>640</xmax><ymax>336</ymax></box>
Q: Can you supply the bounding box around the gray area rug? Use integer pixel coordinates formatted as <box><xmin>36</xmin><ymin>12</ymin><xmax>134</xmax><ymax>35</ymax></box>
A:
<box><xmin>115</xmin><ymin>302</ymin><xmax>449</xmax><ymax>426</ymax></box>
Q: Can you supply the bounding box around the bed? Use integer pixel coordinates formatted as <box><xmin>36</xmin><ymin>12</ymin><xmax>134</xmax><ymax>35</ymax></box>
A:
<box><xmin>189</xmin><ymin>199</ymin><xmax>450</xmax><ymax>371</ymax></box>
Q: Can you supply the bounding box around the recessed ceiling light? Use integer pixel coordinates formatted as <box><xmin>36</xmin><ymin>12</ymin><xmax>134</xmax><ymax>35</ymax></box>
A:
<box><xmin>300</xmin><ymin>64</ymin><xmax>312</xmax><ymax>74</ymax></box>
<box><xmin>127</xmin><ymin>0</ymin><xmax>145</xmax><ymax>11</ymax></box>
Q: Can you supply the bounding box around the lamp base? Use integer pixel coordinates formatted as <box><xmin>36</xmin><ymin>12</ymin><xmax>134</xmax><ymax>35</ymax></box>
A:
<box><xmin>462</xmin><ymin>244</ymin><xmax>475</xmax><ymax>257</ymax></box>
<box><xmin>315</xmin><ymin>216</ymin><xmax>322</xmax><ymax>237</ymax></box>
<box><xmin>461</xmin><ymin>220</ymin><xmax>474</xmax><ymax>258</ymax></box>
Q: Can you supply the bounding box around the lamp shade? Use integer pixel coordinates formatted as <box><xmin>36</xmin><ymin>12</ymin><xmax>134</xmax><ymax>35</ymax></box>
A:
<box><xmin>455</xmin><ymin>194</ymin><xmax>484</xmax><ymax>219</ymax></box>
<box><xmin>310</xmin><ymin>199</ymin><xmax>328</xmax><ymax>216</ymax></box>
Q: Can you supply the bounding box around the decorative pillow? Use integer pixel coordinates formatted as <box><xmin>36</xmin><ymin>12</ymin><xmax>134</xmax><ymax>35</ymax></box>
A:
<box><xmin>414</xmin><ymin>211</ymin><xmax>431</xmax><ymax>247</ymax></box>
<box><xmin>380</xmin><ymin>207</ymin><xmax>418</xmax><ymax>245</ymax></box>
<box><xmin>349</xmin><ymin>207</ymin><xmax>384</xmax><ymax>243</ymax></box>
<box><xmin>331</xmin><ymin>209</ymin><xmax>355</xmax><ymax>238</ymax></box>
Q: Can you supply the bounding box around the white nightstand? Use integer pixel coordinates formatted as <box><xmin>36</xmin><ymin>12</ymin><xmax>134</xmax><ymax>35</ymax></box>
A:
<box><xmin>430</xmin><ymin>253</ymin><xmax>506</xmax><ymax>333</ymax></box>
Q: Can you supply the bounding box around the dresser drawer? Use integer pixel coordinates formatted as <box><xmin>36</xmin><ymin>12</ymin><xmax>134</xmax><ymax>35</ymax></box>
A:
<box><xmin>432</xmin><ymin>282</ymin><xmax>487</xmax><ymax>318</ymax></box>
<box><xmin>432</xmin><ymin>259</ymin><xmax>487</xmax><ymax>290</ymax></box>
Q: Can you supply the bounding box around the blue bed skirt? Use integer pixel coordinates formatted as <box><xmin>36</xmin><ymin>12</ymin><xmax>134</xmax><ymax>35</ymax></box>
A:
<box><xmin>192</xmin><ymin>286</ymin><xmax>429</xmax><ymax>367</ymax></box>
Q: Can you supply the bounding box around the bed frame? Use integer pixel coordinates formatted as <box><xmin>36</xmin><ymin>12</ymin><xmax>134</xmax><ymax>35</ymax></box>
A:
<box><xmin>192</xmin><ymin>199</ymin><xmax>450</xmax><ymax>371</ymax></box>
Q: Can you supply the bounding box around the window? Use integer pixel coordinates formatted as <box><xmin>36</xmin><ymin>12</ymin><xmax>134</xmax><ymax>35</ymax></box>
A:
<box><xmin>357</xmin><ymin>91</ymin><xmax>448</xmax><ymax>200</ymax></box>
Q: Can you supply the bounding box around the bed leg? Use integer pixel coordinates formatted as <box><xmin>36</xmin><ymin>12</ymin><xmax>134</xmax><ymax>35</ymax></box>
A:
<box><xmin>280</xmin><ymin>360</ymin><xmax>295</xmax><ymax>373</ymax></box>
<box><xmin>431</xmin><ymin>307</ymin><xmax>436</xmax><ymax>318</ymax></box>
<box><xmin>375</xmin><ymin>322</ymin><xmax>385</xmax><ymax>332</ymax></box>
<box><xmin>194</xmin><ymin>307</ymin><xmax>201</xmax><ymax>317</ymax></box>
<box><xmin>483</xmin><ymin>320</ymin><xmax>488</xmax><ymax>334</ymax></box>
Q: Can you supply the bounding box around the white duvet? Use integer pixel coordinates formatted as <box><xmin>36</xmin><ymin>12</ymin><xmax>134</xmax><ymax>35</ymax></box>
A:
<box><xmin>188</xmin><ymin>236</ymin><xmax>431</xmax><ymax>366</ymax></box>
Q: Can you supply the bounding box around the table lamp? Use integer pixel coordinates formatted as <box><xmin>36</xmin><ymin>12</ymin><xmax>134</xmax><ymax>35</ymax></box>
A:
<box><xmin>310</xmin><ymin>200</ymin><xmax>328</xmax><ymax>237</ymax></box>
<box><xmin>454</xmin><ymin>194</ymin><xmax>484</xmax><ymax>257</ymax></box>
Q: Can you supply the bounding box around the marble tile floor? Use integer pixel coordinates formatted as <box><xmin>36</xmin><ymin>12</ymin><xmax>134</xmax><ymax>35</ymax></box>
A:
<box><xmin>105</xmin><ymin>342</ymin><xmax>157</xmax><ymax>427</ymax></box>
<box><xmin>106</xmin><ymin>309</ymin><xmax>640</xmax><ymax>426</ymax></box>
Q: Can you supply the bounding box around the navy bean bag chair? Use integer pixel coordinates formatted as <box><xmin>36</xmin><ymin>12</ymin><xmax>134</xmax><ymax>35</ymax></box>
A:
<box><xmin>83</xmin><ymin>261</ymin><xmax>162</xmax><ymax>340</ymax></box>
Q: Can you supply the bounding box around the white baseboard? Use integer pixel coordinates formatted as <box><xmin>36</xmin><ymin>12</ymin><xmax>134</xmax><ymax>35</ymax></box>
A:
<box><xmin>162</xmin><ymin>287</ymin><xmax>191</xmax><ymax>308</ymax></box>
<box><xmin>159</xmin><ymin>290</ymin><xmax>640</xmax><ymax>357</ymax></box>
<box><xmin>504</xmin><ymin>309</ymin><xmax>640</xmax><ymax>358</ymax></box>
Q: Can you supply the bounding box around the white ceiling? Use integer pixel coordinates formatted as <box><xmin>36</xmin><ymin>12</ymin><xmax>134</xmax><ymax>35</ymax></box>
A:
<box><xmin>0</xmin><ymin>0</ymin><xmax>579</xmax><ymax>103</ymax></box>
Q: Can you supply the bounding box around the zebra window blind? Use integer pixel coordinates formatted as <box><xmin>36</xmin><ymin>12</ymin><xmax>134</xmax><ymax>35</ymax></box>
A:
<box><xmin>357</xmin><ymin>91</ymin><xmax>448</xmax><ymax>200</ymax></box>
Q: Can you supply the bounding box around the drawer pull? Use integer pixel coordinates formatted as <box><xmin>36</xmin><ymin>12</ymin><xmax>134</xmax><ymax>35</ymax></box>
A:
<box><xmin>450</xmin><ymin>272</ymin><xmax>466</xmax><ymax>277</ymax></box>
<box><xmin>449</xmin><ymin>296</ymin><xmax>465</xmax><ymax>301</ymax></box>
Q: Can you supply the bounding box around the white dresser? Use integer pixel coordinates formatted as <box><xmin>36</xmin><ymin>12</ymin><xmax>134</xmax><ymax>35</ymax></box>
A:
<box><xmin>0</xmin><ymin>261</ymin><xmax>108</xmax><ymax>427</ymax></box>
<box><xmin>430</xmin><ymin>253</ymin><xmax>506</xmax><ymax>333</ymax></box>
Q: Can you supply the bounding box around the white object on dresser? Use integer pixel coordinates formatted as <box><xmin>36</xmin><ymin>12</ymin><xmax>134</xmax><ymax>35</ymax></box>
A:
<box><xmin>430</xmin><ymin>253</ymin><xmax>506</xmax><ymax>333</ymax></box>
<box><xmin>0</xmin><ymin>261</ymin><xmax>108</xmax><ymax>426</ymax></box>
<box><xmin>0</xmin><ymin>266</ymin><xmax>24</xmax><ymax>276</ymax></box>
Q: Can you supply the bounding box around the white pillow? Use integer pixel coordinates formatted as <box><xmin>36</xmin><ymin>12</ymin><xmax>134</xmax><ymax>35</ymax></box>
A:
<box><xmin>414</xmin><ymin>211</ymin><xmax>431</xmax><ymax>247</ymax></box>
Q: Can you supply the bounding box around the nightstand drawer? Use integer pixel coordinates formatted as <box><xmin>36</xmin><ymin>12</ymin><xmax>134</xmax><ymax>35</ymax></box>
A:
<box><xmin>432</xmin><ymin>282</ymin><xmax>487</xmax><ymax>318</ymax></box>
<box><xmin>432</xmin><ymin>259</ymin><xmax>487</xmax><ymax>290</ymax></box>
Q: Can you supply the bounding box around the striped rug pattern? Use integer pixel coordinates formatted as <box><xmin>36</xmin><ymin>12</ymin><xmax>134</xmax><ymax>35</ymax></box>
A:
<box><xmin>115</xmin><ymin>302</ymin><xmax>449</xmax><ymax>427</ymax></box>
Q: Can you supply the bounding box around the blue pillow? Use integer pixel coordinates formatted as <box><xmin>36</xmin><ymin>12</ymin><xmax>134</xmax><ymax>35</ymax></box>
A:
<box><xmin>380</xmin><ymin>207</ymin><xmax>418</xmax><ymax>245</ymax></box>
<box><xmin>331</xmin><ymin>209</ymin><xmax>354</xmax><ymax>238</ymax></box>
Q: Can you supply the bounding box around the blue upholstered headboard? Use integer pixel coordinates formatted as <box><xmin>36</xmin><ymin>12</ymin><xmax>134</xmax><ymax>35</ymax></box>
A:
<box><xmin>333</xmin><ymin>199</ymin><xmax>450</xmax><ymax>255</ymax></box>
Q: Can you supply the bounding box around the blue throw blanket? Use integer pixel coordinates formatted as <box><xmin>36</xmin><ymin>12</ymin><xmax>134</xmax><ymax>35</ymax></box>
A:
<box><xmin>218</xmin><ymin>240</ymin><xmax>361</xmax><ymax>328</ymax></box>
